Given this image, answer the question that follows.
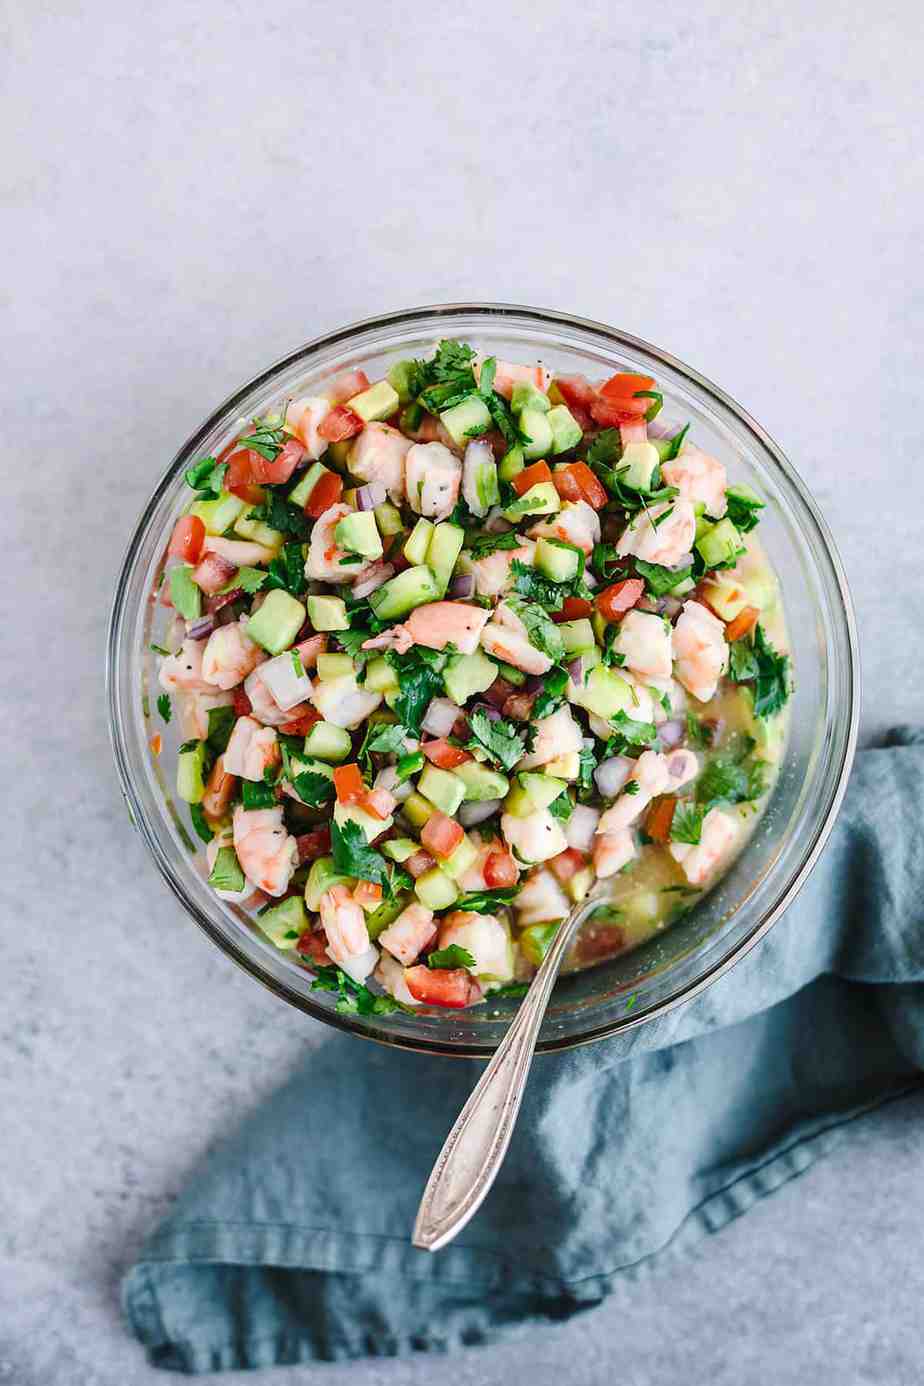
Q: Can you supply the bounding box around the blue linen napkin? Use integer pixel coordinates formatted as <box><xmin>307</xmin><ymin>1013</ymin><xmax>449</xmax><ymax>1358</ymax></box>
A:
<box><xmin>124</xmin><ymin>729</ymin><xmax>924</xmax><ymax>1373</ymax></box>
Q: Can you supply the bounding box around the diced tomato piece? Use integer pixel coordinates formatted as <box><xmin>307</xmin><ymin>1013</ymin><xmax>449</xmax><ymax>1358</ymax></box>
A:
<box><xmin>725</xmin><ymin>606</ymin><xmax>760</xmax><ymax>643</ymax></box>
<box><xmin>168</xmin><ymin>515</ymin><xmax>206</xmax><ymax>564</ymax></box>
<box><xmin>553</xmin><ymin>374</ymin><xmax>596</xmax><ymax>411</ymax></box>
<box><xmin>406</xmin><ymin>849</ymin><xmax>436</xmax><ymax>879</ymax></box>
<box><xmin>598</xmin><ymin>372</ymin><xmax>656</xmax><ymax>411</ymax></box>
<box><xmin>149</xmin><ymin>733</ymin><xmax>162</xmax><ymax>756</ymax></box>
<box><xmin>549</xmin><ymin>847</ymin><xmax>587</xmax><ymax>884</ymax></box>
<box><xmin>232</xmin><ymin>687</ymin><xmax>252</xmax><ymax>717</ymax></box>
<box><xmin>552</xmin><ymin>596</ymin><xmax>593</xmax><ymax>624</ymax></box>
<box><xmin>483</xmin><ymin>851</ymin><xmax>518</xmax><ymax>888</ymax></box>
<box><xmin>645</xmin><ymin>795</ymin><xmax>677</xmax><ymax>844</ymax></box>
<box><xmin>361</xmin><ymin>787</ymin><xmax>397</xmax><ymax>821</ymax></box>
<box><xmin>596</xmin><ymin>578</ymin><xmax>645</xmax><ymax>623</ymax></box>
<box><xmin>333</xmin><ymin>763</ymin><xmax>365</xmax><ymax>805</ymax></box>
<box><xmin>264</xmin><ymin>437</ymin><xmax>307</xmax><ymax>484</ymax></box>
<box><xmin>326</xmin><ymin>369</ymin><xmax>370</xmax><ymax>405</ymax></box>
<box><xmin>620</xmin><ymin>419</ymin><xmax>648</xmax><ymax>447</ymax></box>
<box><xmin>421</xmin><ymin>739</ymin><xmax>473</xmax><ymax>769</ymax></box>
<box><xmin>420</xmin><ymin>811</ymin><xmax>464</xmax><ymax>859</ymax></box>
<box><xmin>318</xmin><ymin>406</ymin><xmax>364</xmax><ymax>443</ymax></box>
<box><xmin>225</xmin><ymin>448</ymin><xmax>268</xmax><ymax>490</ymax></box>
<box><xmin>295</xmin><ymin>633</ymin><xmax>328</xmax><ymax>666</ymax></box>
<box><xmin>502</xmin><ymin>691</ymin><xmax>536</xmax><ymax>721</ymax></box>
<box><xmin>297</xmin><ymin>929</ymin><xmax>332</xmax><ymax>966</ymax></box>
<box><xmin>295</xmin><ymin>827</ymin><xmax>331</xmax><ymax>864</ymax></box>
<box><xmin>511</xmin><ymin>460</ymin><xmax>553</xmax><ymax>496</ymax></box>
<box><xmin>279</xmin><ymin>709</ymin><xmax>321</xmax><ymax>736</ymax></box>
<box><xmin>566</xmin><ymin>461</ymin><xmax>608</xmax><ymax>510</ymax></box>
<box><xmin>482</xmin><ymin>677</ymin><xmax>515</xmax><ymax>711</ymax></box>
<box><xmin>404</xmin><ymin>965</ymin><xmax>478</xmax><ymax>1009</ymax></box>
<box><xmin>551</xmin><ymin>467</ymin><xmax>583</xmax><ymax>503</ymax></box>
<box><xmin>227</xmin><ymin>439</ymin><xmax>305</xmax><ymax>489</ymax></box>
<box><xmin>192</xmin><ymin>551</ymin><xmax>238</xmax><ymax>595</ymax></box>
<box><xmin>305</xmin><ymin>471</ymin><xmax>343</xmax><ymax>519</ymax></box>
<box><xmin>353</xmin><ymin>880</ymin><xmax>383</xmax><ymax>908</ymax></box>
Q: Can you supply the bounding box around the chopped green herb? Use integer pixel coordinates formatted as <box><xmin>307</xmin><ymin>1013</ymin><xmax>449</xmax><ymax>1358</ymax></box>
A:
<box><xmin>663</xmin><ymin>424</ymin><xmax>690</xmax><ymax>462</ymax></box>
<box><xmin>169</xmin><ymin>565</ymin><xmax>201</xmax><ymax>621</ymax></box>
<box><xmin>726</xmin><ymin>486</ymin><xmax>765</xmax><ymax>534</ymax></box>
<box><xmin>548</xmin><ymin>791</ymin><xmax>573</xmax><ymax>821</ymax></box>
<box><xmin>505</xmin><ymin>597</ymin><xmax>564</xmax><ymax>662</ymax></box>
<box><xmin>330</xmin><ymin>818</ymin><xmax>391</xmax><ymax>888</ymax></box>
<box><xmin>189</xmin><ymin>803</ymin><xmax>214</xmax><ymax>844</ymax></box>
<box><xmin>623</xmin><ymin>779</ymin><xmax>640</xmax><ymax>796</ymax></box>
<box><xmin>490</xmin><ymin>982</ymin><xmax>530</xmax><ymax>999</ymax></box>
<box><xmin>384</xmin><ymin>648</ymin><xmax>445</xmax><ymax>737</ymax></box>
<box><xmin>309</xmin><ymin>963</ymin><xmax>402</xmax><ymax>1016</ymax></box>
<box><xmin>238</xmin><ymin>414</ymin><xmax>287</xmax><ymax>462</ymax></box>
<box><xmin>465</xmin><ymin>529</ymin><xmax>520</xmax><ymax>560</ymax></box>
<box><xmin>454</xmin><ymin>886</ymin><xmax>521</xmax><ymax>913</ymax></box>
<box><xmin>266</xmin><ymin>542</ymin><xmax>308</xmax><ymax>597</ymax></box>
<box><xmin>246</xmin><ymin>490</ymin><xmax>311</xmax><ymax>540</ymax></box>
<box><xmin>466</xmin><ymin>708</ymin><xmax>531</xmax><ymax>773</ymax></box>
<box><xmin>150</xmin><ymin>643</ymin><xmax>171</xmax><ymax>657</ymax></box>
<box><xmin>291</xmin><ymin>770</ymin><xmax>334</xmax><ymax>808</ymax></box>
<box><xmin>671</xmin><ymin>803</ymin><xmax>704</xmax><ymax>845</ymax></box>
<box><xmin>358</xmin><ymin>720</ymin><xmax>406</xmax><ymax>773</ymax></box>
<box><xmin>605</xmin><ymin>711</ymin><xmax>659</xmax><ymax>753</ymax></box>
<box><xmin>634</xmin><ymin>557</ymin><xmax>693</xmax><ymax>597</ymax></box>
<box><xmin>634</xmin><ymin>388</ymin><xmax>663</xmax><ymax>422</ymax></box>
<box><xmin>428</xmin><ymin>945</ymin><xmax>476</xmax><ymax>970</ymax></box>
<box><xmin>241</xmin><ymin>780</ymin><xmax>276</xmax><ymax>810</ymax></box>
<box><xmin>685</xmin><ymin>713</ymin><xmax>713</xmax><ymax>750</ymax></box>
<box><xmin>205</xmin><ymin>704</ymin><xmax>236</xmax><ymax>755</ymax></box>
<box><xmin>532</xmin><ymin>665</ymin><xmax>569</xmax><ymax>719</ymax></box>
<box><xmin>728</xmin><ymin>623</ymin><xmax>790</xmax><ymax>719</ymax></box>
<box><xmin>156</xmin><ymin>693</ymin><xmax>172</xmax><ymax>723</ymax></box>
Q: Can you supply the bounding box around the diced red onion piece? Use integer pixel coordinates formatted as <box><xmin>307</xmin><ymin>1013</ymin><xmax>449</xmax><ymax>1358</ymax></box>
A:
<box><xmin>566</xmin><ymin>656</ymin><xmax>584</xmax><ymax>684</ymax></box>
<box><xmin>374</xmin><ymin>765</ymin><xmax>412</xmax><ymax>803</ymax></box>
<box><xmin>524</xmin><ymin>675</ymin><xmax>544</xmax><ymax>693</ymax></box>
<box><xmin>565</xmin><ymin>804</ymin><xmax>600</xmax><ymax>852</ymax></box>
<box><xmin>351</xmin><ymin>562</ymin><xmax>394</xmax><ymax>599</ymax></box>
<box><xmin>422</xmin><ymin>697</ymin><xmax>462</xmax><ymax>738</ymax></box>
<box><xmin>663</xmin><ymin>597</ymin><xmax>683</xmax><ymax>622</ymax></box>
<box><xmin>472</xmin><ymin>702</ymin><xmax>501</xmax><ymax>721</ymax></box>
<box><xmin>672</xmin><ymin>553</ymin><xmax>694</xmax><ymax>570</ymax></box>
<box><xmin>356</xmin><ymin>481</ymin><xmax>387</xmax><ymax>511</ymax></box>
<box><xmin>659</xmin><ymin>719</ymin><xmax>685</xmax><ymax>748</ymax></box>
<box><xmin>647</xmin><ymin>416</ymin><xmax>682</xmax><ymax>440</ymax></box>
<box><xmin>583</xmin><ymin>570</ymin><xmax>598</xmax><ymax>589</ymax></box>
<box><xmin>594</xmin><ymin>755</ymin><xmax>634</xmax><ymax>798</ymax></box>
<box><xmin>448</xmin><ymin>573</ymin><xmax>475</xmax><ymax>598</ymax></box>
<box><xmin>459</xmin><ymin>798</ymin><xmax>503</xmax><ymax>828</ymax></box>
<box><xmin>187</xmin><ymin>613</ymin><xmax>216</xmax><ymax>641</ymax></box>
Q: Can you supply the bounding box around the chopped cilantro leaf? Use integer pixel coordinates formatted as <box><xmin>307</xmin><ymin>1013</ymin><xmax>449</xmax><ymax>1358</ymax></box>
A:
<box><xmin>586</xmin><ymin>429</ymin><xmax>623</xmax><ymax>468</ymax></box>
<box><xmin>150</xmin><ymin>642</ymin><xmax>171</xmax><ymax>657</ymax></box>
<box><xmin>634</xmin><ymin>558</ymin><xmax>692</xmax><ymax>597</ymax></box>
<box><xmin>205</xmin><ymin>704</ymin><xmax>236</xmax><ymax>754</ymax></box>
<box><xmin>671</xmin><ymin>803</ymin><xmax>704</xmax><ymax>844</ymax></box>
<box><xmin>454</xmin><ymin>886</ymin><xmax>521</xmax><ymax>913</ymax></box>
<box><xmin>357</xmin><ymin>721</ymin><xmax>406</xmax><ymax>774</ymax></box>
<box><xmin>578</xmin><ymin>741</ymin><xmax>598</xmax><ymax>791</ymax></box>
<box><xmin>726</xmin><ymin>486</ymin><xmax>766</xmax><ymax>534</ymax></box>
<box><xmin>728</xmin><ymin>623</ymin><xmax>790</xmax><ymax>718</ymax></box>
<box><xmin>246</xmin><ymin>490</ymin><xmax>310</xmax><ymax>540</ymax></box>
<box><xmin>591</xmin><ymin>543</ymin><xmax>630</xmax><ymax>583</ymax></box>
<box><xmin>428</xmin><ymin>945</ymin><xmax>476</xmax><ymax>970</ymax></box>
<box><xmin>548</xmin><ymin>791</ymin><xmax>573</xmax><ymax>821</ymax></box>
<box><xmin>685</xmin><ymin>713</ymin><xmax>713</xmax><ymax>750</ymax></box>
<box><xmin>533</xmin><ymin>665</ymin><xmax>569</xmax><ymax>719</ymax></box>
<box><xmin>189</xmin><ymin>803</ymin><xmax>214</xmax><ymax>844</ymax></box>
<box><xmin>156</xmin><ymin>693</ymin><xmax>171</xmax><ymax>724</ymax></box>
<box><xmin>623</xmin><ymin>779</ymin><xmax>640</xmax><ymax>796</ymax></box>
<box><xmin>465</xmin><ymin>529</ymin><xmax>520</xmax><ymax>560</ymax></box>
<box><xmin>490</xmin><ymin>982</ymin><xmax>529</xmax><ymax>998</ymax></box>
<box><xmin>219</xmin><ymin>565</ymin><xmax>266</xmax><ymax>595</ymax></box>
<box><xmin>466</xmin><ymin>708</ymin><xmax>531</xmax><ymax>773</ymax></box>
<box><xmin>309</xmin><ymin>962</ymin><xmax>401</xmax><ymax>1016</ymax></box>
<box><xmin>605</xmin><ymin>711</ymin><xmax>659</xmax><ymax>753</ymax></box>
<box><xmin>663</xmin><ymin>424</ymin><xmax>690</xmax><ymax>462</ymax></box>
<box><xmin>241</xmin><ymin>780</ymin><xmax>276</xmax><ymax>810</ymax></box>
<box><xmin>290</xmin><ymin>770</ymin><xmax>334</xmax><ymax>808</ymax></box>
<box><xmin>330</xmin><ymin>818</ymin><xmax>391</xmax><ymax>888</ymax></box>
<box><xmin>238</xmin><ymin>414</ymin><xmax>287</xmax><ymax>462</ymax></box>
<box><xmin>266</xmin><ymin>542</ymin><xmax>308</xmax><ymax>597</ymax></box>
<box><xmin>384</xmin><ymin>648</ymin><xmax>445</xmax><ymax>736</ymax></box>
<box><xmin>505</xmin><ymin>597</ymin><xmax>564</xmax><ymax>662</ymax></box>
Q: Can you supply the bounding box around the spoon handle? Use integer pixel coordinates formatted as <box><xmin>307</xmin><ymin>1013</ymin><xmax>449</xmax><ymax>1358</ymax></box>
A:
<box><xmin>411</xmin><ymin>894</ymin><xmax>596</xmax><ymax>1252</ymax></box>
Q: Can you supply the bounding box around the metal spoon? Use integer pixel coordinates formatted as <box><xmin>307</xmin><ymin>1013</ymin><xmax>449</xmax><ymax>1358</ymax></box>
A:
<box><xmin>412</xmin><ymin>887</ymin><xmax>609</xmax><ymax>1251</ymax></box>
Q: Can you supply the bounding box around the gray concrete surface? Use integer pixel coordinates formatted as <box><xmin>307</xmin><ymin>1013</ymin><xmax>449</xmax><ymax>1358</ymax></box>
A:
<box><xmin>2</xmin><ymin>1</ymin><xmax>923</xmax><ymax>1381</ymax></box>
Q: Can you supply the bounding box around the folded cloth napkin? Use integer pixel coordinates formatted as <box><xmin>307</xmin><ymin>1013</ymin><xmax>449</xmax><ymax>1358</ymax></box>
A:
<box><xmin>124</xmin><ymin>729</ymin><xmax>924</xmax><ymax>1373</ymax></box>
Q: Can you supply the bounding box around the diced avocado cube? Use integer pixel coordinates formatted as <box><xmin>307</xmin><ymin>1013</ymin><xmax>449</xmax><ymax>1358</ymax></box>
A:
<box><xmin>402</xmin><ymin>791</ymin><xmax>434</xmax><ymax>828</ymax></box>
<box><xmin>426</xmin><ymin>522</ymin><xmax>465</xmax><ymax>594</ymax></box>
<box><xmin>257</xmin><ymin>895</ymin><xmax>307</xmax><ymax>950</ymax></box>
<box><xmin>303</xmin><ymin>721</ymin><xmax>352</xmax><ymax>763</ymax></box>
<box><xmin>569</xmin><ymin>665</ymin><xmax>635</xmax><ymax>720</ymax></box>
<box><xmin>306</xmin><ymin>594</ymin><xmax>349</xmax><ymax>631</ymax></box>
<box><xmin>208</xmin><ymin>846</ymin><xmax>246</xmax><ymax>894</ymax></box>
<box><xmin>169</xmin><ymin>565</ymin><xmax>201</xmax><ymax>621</ymax></box>
<box><xmin>520</xmin><ymin>407</ymin><xmax>554</xmax><ymax>460</ymax></box>
<box><xmin>348</xmin><ymin>379</ymin><xmax>400</xmax><ymax>423</ymax></box>
<box><xmin>547</xmin><ymin>404</ymin><xmax>583</xmax><ymax>455</ymax></box>
<box><xmin>620</xmin><ymin>441</ymin><xmax>659</xmax><ymax>490</ymax></box>
<box><xmin>510</xmin><ymin>382</ymin><xmax>551</xmax><ymax>415</ymax></box>
<box><xmin>534</xmin><ymin>537</ymin><xmax>580</xmax><ymax>584</ymax></box>
<box><xmin>443</xmin><ymin>652</ymin><xmax>497</xmax><ymax>706</ymax></box>
<box><xmin>557</xmin><ymin>618</ymin><xmax>596</xmax><ymax>655</ymax></box>
<box><xmin>442</xmin><ymin>833</ymin><xmax>479</xmax><ymax>882</ymax></box>
<box><xmin>246</xmin><ymin>590</ymin><xmax>306</xmax><ymax>655</ymax></box>
<box><xmin>696</xmin><ymin>518</ymin><xmax>745</xmax><ymax>571</ymax></box>
<box><xmin>288</xmin><ymin>460</ymin><xmax>328</xmax><ymax>508</ymax></box>
<box><xmin>440</xmin><ymin>395</ymin><xmax>492</xmax><ymax>447</ymax></box>
<box><xmin>544</xmin><ymin>751</ymin><xmax>581</xmax><ymax>780</ymax></box>
<box><xmin>403</xmin><ymin>517</ymin><xmax>434</xmax><ymax>565</ymax></box>
<box><xmin>189</xmin><ymin>490</ymin><xmax>246</xmax><ymax>535</ymax></box>
<box><xmin>699</xmin><ymin>577</ymin><xmax>749</xmax><ymax>622</ymax></box>
<box><xmin>520</xmin><ymin>921</ymin><xmax>561</xmax><ymax>966</ymax></box>
<box><xmin>305</xmin><ymin>855</ymin><xmax>353</xmax><ymax>911</ymax></box>
<box><xmin>387</xmin><ymin>359</ymin><xmax>419</xmax><ymax>404</ymax></box>
<box><xmin>365</xmin><ymin>891</ymin><xmax>411</xmax><ymax>941</ymax></box>
<box><xmin>325</xmin><ymin>440</ymin><xmax>353</xmax><ymax>469</ymax></box>
<box><xmin>233</xmin><ymin>513</ymin><xmax>285</xmax><ymax>553</ymax></box>
<box><xmin>369</xmin><ymin>565</ymin><xmax>440</xmax><ymax>621</ymax></box>
<box><xmin>503</xmin><ymin>481</ymin><xmax>561</xmax><ymax>521</ymax></box>
<box><xmin>333</xmin><ymin>799</ymin><xmax>393</xmax><ymax>838</ymax></box>
<box><xmin>363</xmin><ymin>656</ymin><xmax>399</xmax><ymax>693</ymax></box>
<box><xmin>382</xmin><ymin>837</ymin><xmax>419</xmax><ymax>863</ymax></box>
<box><xmin>374</xmin><ymin>502</ymin><xmax>403</xmax><ymax>536</ymax></box>
<box><xmin>334</xmin><ymin>510</ymin><xmax>383</xmax><ymax>560</ymax></box>
<box><xmin>498</xmin><ymin>446</ymin><xmax>525</xmax><ymax>482</ymax></box>
<box><xmin>317</xmin><ymin>652</ymin><xmax>354</xmax><ymax>680</ymax></box>
<box><xmin>414</xmin><ymin>867</ymin><xmax>459</xmax><ymax>912</ymax></box>
<box><xmin>515</xmin><ymin>771</ymin><xmax>568</xmax><ymax>812</ymax></box>
<box><xmin>451</xmin><ymin>760</ymin><xmax>510</xmax><ymax>802</ymax></box>
<box><xmin>176</xmin><ymin>741</ymin><xmax>207</xmax><ymax>804</ymax></box>
<box><xmin>417</xmin><ymin>764</ymin><xmax>466</xmax><ymax>816</ymax></box>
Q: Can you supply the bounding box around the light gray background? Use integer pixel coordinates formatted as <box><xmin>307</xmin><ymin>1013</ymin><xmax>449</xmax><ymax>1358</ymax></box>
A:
<box><xmin>3</xmin><ymin>1</ymin><xmax>923</xmax><ymax>1382</ymax></box>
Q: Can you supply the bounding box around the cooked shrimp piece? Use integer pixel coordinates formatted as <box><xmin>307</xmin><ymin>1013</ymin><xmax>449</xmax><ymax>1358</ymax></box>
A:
<box><xmin>232</xmin><ymin>804</ymin><xmax>297</xmax><ymax>897</ymax></box>
<box><xmin>201</xmin><ymin>535</ymin><xmax>277</xmax><ymax>568</ymax></box>
<box><xmin>223</xmin><ymin>715</ymin><xmax>279</xmax><ymax>781</ymax></box>
<box><xmin>404</xmin><ymin>442</ymin><xmax>462</xmax><ymax>520</ymax></box>
<box><xmin>672</xmin><ymin>601</ymin><xmax>729</xmax><ymax>703</ymax></box>
<box><xmin>616</xmin><ymin>499</ymin><xmax>696</xmax><ymax>568</ymax></box>
<box><xmin>593</xmin><ymin>830</ymin><xmax>637</xmax><ymax>878</ymax></box>
<box><xmin>517</xmin><ymin>705</ymin><xmax>583</xmax><ymax>770</ymax></box>
<box><xmin>158</xmin><ymin>638</ymin><xmax>213</xmax><ymax>693</ymax></box>
<box><xmin>201</xmin><ymin>754</ymin><xmax>238</xmax><ymax>823</ymax></box>
<box><xmin>662</xmin><ymin>444</ymin><xmax>727</xmax><ymax>519</ymax></box>
<box><xmin>670</xmin><ymin>807</ymin><xmax>739</xmax><ymax>885</ymax></box>
<box><xmin>386</xmin><ymin>601</ymin><xmax>490</xmax><ymax>657</ymax></box>
<box><xmin>285</xmin><ymin>396</ymin><xmax>332</xmax><ymax>460</ymax></box>
<box><xmin>201</xmin><ymin>620</ymin><xmax>264</xmax><ymax>691</ymax></box>
<box><xmin>205</xmin><ymin>826</ymin><xmax>249</xmax><ymax>902</ymax></box>
<box><xmin>597</xmin><ymin>750</ymin><xmax>672</xmax><ymax>833</ymax></box>
<box><xmin>480</xmin><ymin>599</ymin><xmax>554</xmax><ymax>676</ymax></box>
<box><xmin>310</xmin><ymin>673</ymin><xmax>382</xmax><ymax>730</ymax></box>
<box><xmin>375</xmin><ymin>951</ymin><xmax>422</xmax><ymax>1005</ymax></box>
<box><xmin>348</xmin><ymin>422</ymin><xmax>411</xmax><ymax>504</ymax></box>
<box><xmin>501</xmin><ymin>808</ymin><xmax>568</xmax><ymax>864</ymax></box>
<box><xmin>474</xmin><ymin>357</ymin><xmax>551</xmax><ymax>400</ymax></box>
<box><xmin>243</xmin><ymin>668</ymin><xmax>313</xmax><ymax>729</ymax></box>
<box><xmin>320</xmin><ymin>884</ymin><xmax>371</xmax><ymax>961</ymax></box>
<box><xmin>471</xmin><ymin>538</ymin><xmax>534</xmax><ymax>597</ymax></box>
<box><xmin>304</xmin><ymin>503</ymin><xmax>375</xmax><ymax>584</ymax></box>
<box><xmin>528</xmin><ymin>500</ymin><xmax>601</xmax><ymax>555</ymax></box>
<box><xmin>437</xmin><ymin>912</ymin><xmax>513</xmax><ymax>981</ymax></box>
<box><xmin>176</xmin><ymin>689</ymin><xmax>234</xmax><ymax>740</ymax></box>
<box><xmin>644</xmin><ymin>674</ymin><xmax>687</xmax><ymax>723</ymax></box>
<box><xmin>514</xmin><ymin>869</ymin><xmax>570</xmax><ymax>927</ymax></box>
<box><xmin>614</xmin><ymin>610</ymin><xmax>673</xmax><ymax>680</ymax></box>
<box><xmin>379</xmin><ymin>902</ymin><xmax>436</xmax><ymax>966</ymax></box>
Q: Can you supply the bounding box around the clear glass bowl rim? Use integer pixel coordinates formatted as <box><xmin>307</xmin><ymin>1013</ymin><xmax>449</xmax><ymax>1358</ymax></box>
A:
<box><xmin>107</xmin><ymin>301</ymin><xmax>860</xmax><ymax>1058</ymax></box>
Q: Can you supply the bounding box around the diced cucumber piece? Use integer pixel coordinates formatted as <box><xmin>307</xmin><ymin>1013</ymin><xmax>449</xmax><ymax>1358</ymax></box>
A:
<box><xmin>442</xmin><ymin>833</ymin><xmax>478</xmax><ymax>882</ymax></box>
<box><xmin>208</xmin><ymin>846</ymin><xmax>245</xmax><ymax>894</ymax></box>
<box><xmin>451</xmin><ymin>760</ymin><xmax>509</xmax><ymax>802</ymax></box>
<box><xmin>305</xmin><ymin>855</ymin><xmax>353</xmax><ymax>911</ymax></box>
<box><xmin>507</xmin><ymin>772</ymin><xmax>568</xmax><ymax>816</ymax></box>
<box><xmin>498</xmin><ymin>446</ymin><xmax>525</xmax><ymax>482</ymax></box>
<box><xmin>387</xmin><ymin>359</ymin><xmax>419</xmax><ymax>404</ymax></box>
<box><xmin>303</xmin><ymin>721</ymin><xmax>352</xmax><ymax>763</ymax></box>
<box><xmin>334</xmin><ymin>510</ymin><xmax>383</xmax><ymax>559</ymax></box>
<box><xmin>369</xmin><ymin>565</ymin><xmax>440</xmax><ymax>621</ymax></box>
<box><xmin>306</xmin><ymin>594</ymin><xmax>349</xmax><ymax>631</ymax></box>
<box><xmin>233</xmin><ymin>513</ymin><xmax>285</xmax><ymax>553</ymax></box>
<box><xmin>726</xmin><ymin>482</ymin><xmax>764</xmax><ymax>509</ymax></box>
<box><xmin>426</xmin><ymin>522</ymin><xmax>464</xmax><ymax>594</ymax></box>
<box><xmin>544</xmin><ymin>751</ymin><xmax>580</xmax><ymax>779</ymax></box>
<box><xmin>440</xmin><ymin>396</ymin><xmax>491</xmax><ymax>446</ymax></box>
<box><xmin>417</xmin><ymin>764</ymin><xmax>466</xmax><ymax>816</ymax></box>
<box><xmin>510</xmin><ymin>382</ymin><xmax>551</xmax><ymax>414</ymax></box>
<box><xmin>534</xmin><ymin>537</ymin><xmax>580</xmax><ymax>584</ymax></box>
<box><xmin>365</xmin><ymin>891</ymin><xmax>411</xmax><ymax>941</ymax></box>
<box><xmin>696</xmin><ymin>518</ymin><xmax>745</xmax><ymax>570</ymax></box>
<box><xmin>503</xmin><ymin>481</ymin><xmax>560</xmax><ymax>520</ymax></box>
<box><xmin>374</xmin><ymin>502</ymin><xmax>403</xmax><ymax>536</ymax></box>
<box><xmin>363</xmin><ymin>656</ymin><xmax>399</xmax><ymax>693</ymax></box>
<box><xmin>569</xmin><ymin>665</ymin><xmax>635</xmax><ymax>720</ymax></box>
<box><xmin>557</xmin><ymin>618</ymin><xmax>595</xmax><ymax>655</ymax></box>
<box><xmin>317</xmin><ymin>652</ymin><xmax>354</xmax><ymax>680</ymax></box>
<box><xmin>189</xmin><ymin>490</ymin><xmax>246</xmax><ymax>535</ymax></box>
<box><xmin>402</xmin><ymin>791</ymin><xmax>434</xmax><ymax>828</ymax></box>
<box><xmin>547</xmin><ymin>404</ymin><xmax>583</xmax><ymax>455</ymax></box>
<box><xmin>177</xmin><ymin>741</ymin><xmax>207</xmax><ymax>804</ymax></box>
<box><xmin>333</xmin><ymin>799</ymin><xmax>393</xmax><ymax>838</ymax></box>
<box><xmin>414</xmin><ymin>867</ymin><xmax>459</xmax><ymax>912</ymax></box>
<box><xmin>520</xmin><ymin>921</ymin><xmax>561</xmax><ymax>966</ymax></box>
<box><xmin>348</xmin><ymin>379</ymin><xmax>400</xmax><ymax>422</ymax></box>
<box><xmin>169</xmin><ymin>565</ymin><xmax>201</xmax><ymax>621</ymax></box>
<box><xmin>620</xmin><ymin>441</ymin><xmax>659</xmax><ymax>490</ymax></box>
<box><xmin>566</xmin><ymin>866</ymin><xmax>594</xmax><ymax>904</ymax></box>
<box><xmin>491</xmin><ymin>659</ymin><xmax>526</xmax><ymax>687</ymax></box>
<box><xmin>403</xmin><ymin>517</ymin><xmax>434</xmax><ymax>565</ymax></box>
<box><xmin>257</xmin><ymin>895</ymin><xmax>307</xmax><ymax>950</ymax></box>
<box><xmin>591</xmin><ymin>609</ymin><xmax>608</xmax><ymax>646</ymax></box>
<box><xmin>288</xmin><ymin>460</ymin><xmax>328</xmax><ymax>508</ymax></box>
<box><xmin>382</xmin><ymin>838</ymin><xmax>419</xmax><ymax>863</ymax></box>
<box><xmin>520</xmin><ymin>407</ymin><xmax>554</xmax><ymax>460</ymax></box>
<box><xmin>246</xmin><ymin>590</ymin><xmax>306</xmax><ymax>655</ymax></box>
<box><xmin>443</xmin><ymin>651</ymin><xmax>497</xmax><ymax>705</ymax></box>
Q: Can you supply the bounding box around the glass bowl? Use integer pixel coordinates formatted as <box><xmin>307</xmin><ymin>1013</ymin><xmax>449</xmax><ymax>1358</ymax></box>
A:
<box><xmin>107</xmin><ymin>304</ymin><xmax>859</xmax><ymax>1057</ymax></box>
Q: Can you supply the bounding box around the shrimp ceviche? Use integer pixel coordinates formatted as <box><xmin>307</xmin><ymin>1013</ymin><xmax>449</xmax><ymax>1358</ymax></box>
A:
<box><xmin>151</xmin><ymin>341</ymin><xmax>791</xmax><ymax>1014</ymax></box>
